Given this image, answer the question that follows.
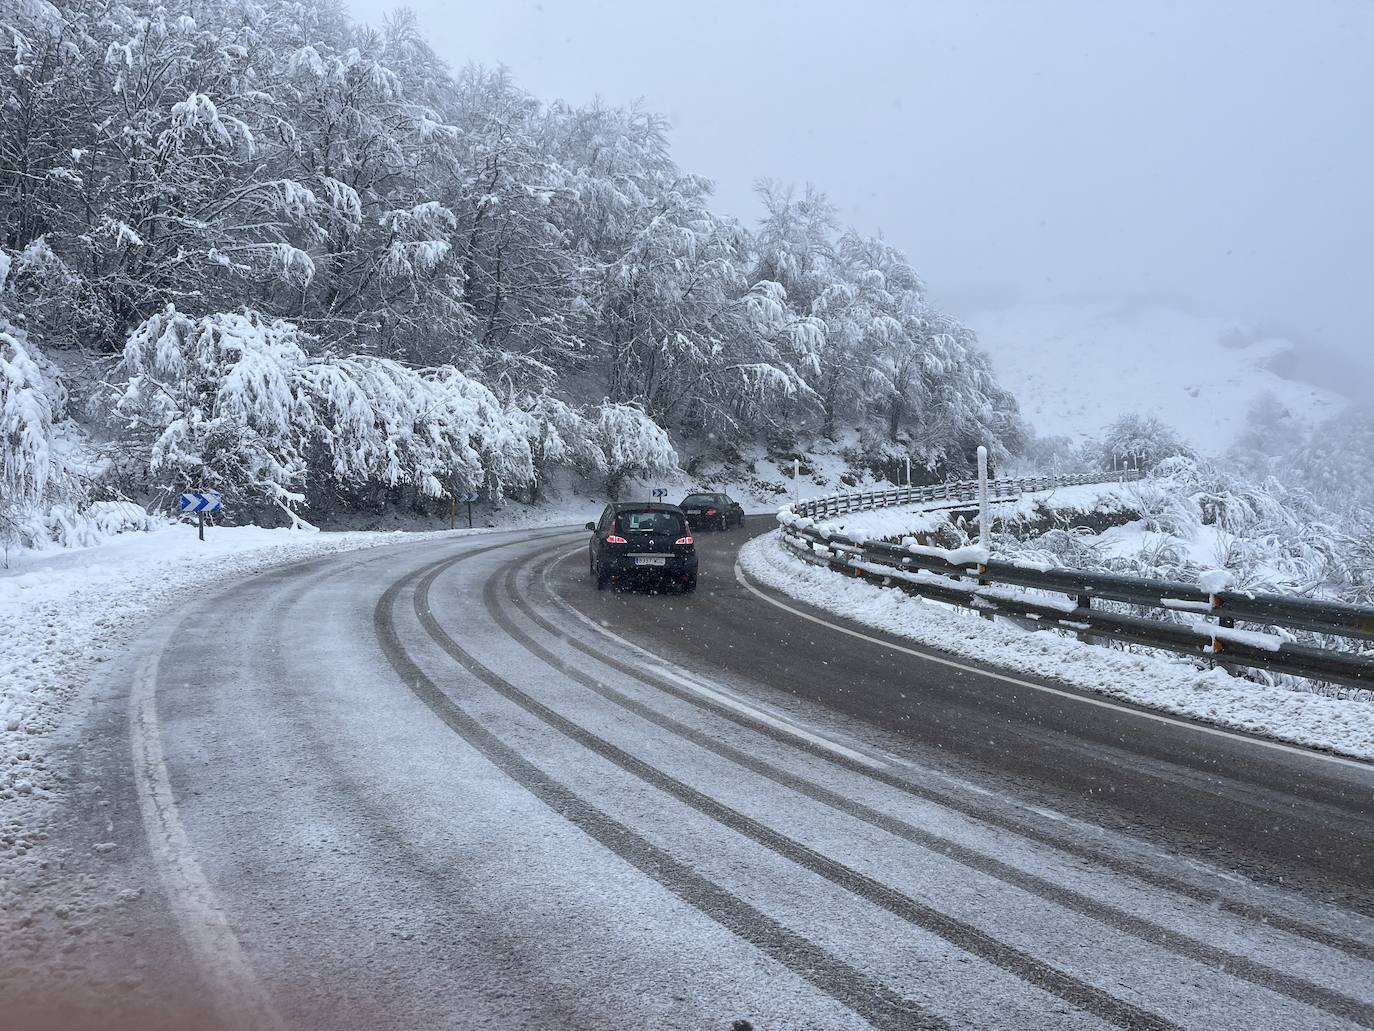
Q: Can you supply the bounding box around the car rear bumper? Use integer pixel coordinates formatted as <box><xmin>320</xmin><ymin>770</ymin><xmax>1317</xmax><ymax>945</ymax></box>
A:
<box><xmin>603</xmin><ymin>553</ymin><xmax>698</xmax><ymax>579</ymax></box>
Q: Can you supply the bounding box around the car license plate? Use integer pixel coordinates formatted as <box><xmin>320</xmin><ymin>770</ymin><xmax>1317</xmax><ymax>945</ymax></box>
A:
<box><xmin>635</xmin><ymin>556</ymin><xmax>666</xmax><ymax>566</ymax></box>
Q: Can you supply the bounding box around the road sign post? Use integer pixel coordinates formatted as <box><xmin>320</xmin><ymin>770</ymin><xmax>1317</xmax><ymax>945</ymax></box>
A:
<box><xmin>449</xmin><ymin>491</ymin><xmax>480</xmax><ymax>530</ymax></box>
<box><xmin>179</xmin><ymin>491</ymin><xmax>222</xmax><ymax>541</ymax></box>
<box><xmin>652</xmin><ymin>487</ymin><xmax>668</xmax><ymax>501</ymax></box>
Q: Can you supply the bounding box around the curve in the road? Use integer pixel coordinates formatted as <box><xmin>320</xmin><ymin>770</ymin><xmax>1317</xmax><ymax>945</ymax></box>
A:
<box><xmin>112</xmin><ymin>523</ymin><xmax>1374</xmax><ymax>1031</ymax></box>
<box><xmin>374</xmin><ymin>548</ymin><xmax>946</xmax><ymax>1031</ymax></box>
<box><xmin>396</xmin><ymin>548</ymin><xmax>1185</xmax><ymax>1030</ymax></box>
<box><xmin>489</xmin><ymin>542</ymin><xmax>1374</xmax><ymax>1025</ymax></box>
<box><xmin>537</xmin><ymin>537</ymin><xmax>1374</xmax><ymax>961</ymax></box>
<box><xmin>551</xmin><ymin>519</ymin><xmax>1374</xmax><ymax>911</ymax></box>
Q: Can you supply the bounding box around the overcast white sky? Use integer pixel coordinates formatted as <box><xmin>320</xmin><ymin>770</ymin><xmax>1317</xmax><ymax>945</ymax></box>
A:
<box><xmin>349</xmin><ymin>0</ymin><xmax>1373</xmax><ymax>356</ymax></box>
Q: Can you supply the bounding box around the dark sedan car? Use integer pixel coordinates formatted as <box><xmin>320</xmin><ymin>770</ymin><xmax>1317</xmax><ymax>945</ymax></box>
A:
<box><xmin>678</xmin><ymin>492</ymin><xmax>744</xmax><ymax>531</ymax></box>
<box><xmin>587</xmin><ymin>502</ymin><xmax>698</xmax><ymax>591</ymax></box>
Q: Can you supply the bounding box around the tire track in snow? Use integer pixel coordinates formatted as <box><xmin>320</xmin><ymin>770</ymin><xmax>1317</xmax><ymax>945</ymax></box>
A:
<box><xmin>536</xmin><ymin>543</ymin><xmax>1374</xmax><ymax>965</ymax></box>
<box><xmin>373</xmin><ymin>553</ymin><xmax>947</xmax><ymax>1031</ymax></box>
<box><xmin>406</xmin><ymin>554</ymin><xmax>1178</xmax><ymax>1030</ymax></box>
<box><xmin>489</xmin><ymin>551</ymin><xmax>1374</xmax><ymax>1027</ymax></box>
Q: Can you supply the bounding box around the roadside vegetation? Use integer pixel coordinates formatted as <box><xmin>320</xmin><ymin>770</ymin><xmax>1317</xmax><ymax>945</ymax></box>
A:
<box><xmin>1</xmin><ymin>0</ymin><xmax>1021</xmax><ymax>549</ymax></box>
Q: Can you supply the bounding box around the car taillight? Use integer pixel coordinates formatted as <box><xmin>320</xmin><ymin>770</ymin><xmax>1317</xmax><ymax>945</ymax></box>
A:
<box><xmin>606</xmin><ymin>534</ymin><xmax>627</xmax><ymax>544</ymax></box>
<box><xmin>705</xmin><ymin>508</ymin><xmax>718</xmax><ymax>515</ymax></box>
<box><xmin>675</xmin><ymin>536</ymin><xmax>693</xmax><ymax>545</ymax></box>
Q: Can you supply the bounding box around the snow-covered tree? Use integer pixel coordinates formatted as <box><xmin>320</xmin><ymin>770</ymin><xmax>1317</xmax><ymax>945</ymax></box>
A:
<box><xmin>1</xmin><ymin>321</ymin><xmax>57</xmax><ymax>508</ymax></box>
<box><xmin>1</xmin><ymin>0</ymin><xmax>1029</xmax><ymax>534</ymax></box>
<box><xmin>1093</xmin><ymin>413</ymin><xmax>1194</xmax><ymax>471</ymax></box>
<box><xmin>592</xmin><ymin>402</ymin><xmax>678</xmax><ymax>498</ymax></box>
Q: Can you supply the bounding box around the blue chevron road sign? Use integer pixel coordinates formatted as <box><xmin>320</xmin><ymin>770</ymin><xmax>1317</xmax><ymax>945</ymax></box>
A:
<box><xmin>179</xmin><ymin>491</ymin><xmax>222</xmax><ymax>513</ymax></box>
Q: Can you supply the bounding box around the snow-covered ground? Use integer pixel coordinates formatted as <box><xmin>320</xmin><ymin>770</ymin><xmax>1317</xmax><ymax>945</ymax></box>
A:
<box><xmin>739</xmin><ymin>531</ymin><xmax>1374</xmax><ymax>761</ymax></box>
<box><xmin>814</xmin><ymin>480</ymin><xmax>1138</xmax><ymax>542</ymax></box>
<box><xmin>0</xmin><ymin>521</ymin><xmax>593</xmax><ymax>870</ymax></box>
<box><xmin>968</xmin><ymin>302</ymin><xmax>1345</xmax><ymax>447</ymax></box>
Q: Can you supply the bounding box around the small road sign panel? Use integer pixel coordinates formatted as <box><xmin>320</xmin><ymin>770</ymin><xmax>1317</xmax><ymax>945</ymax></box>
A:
<box><xmin>652</xmin><ymin>487</ymin><xmax>668</xmax><ymax>499</ymax></box>
<box><xmin>179</xmin><ymin>491</ymin><xmax>222</xmax><ymax>513</ymax></box>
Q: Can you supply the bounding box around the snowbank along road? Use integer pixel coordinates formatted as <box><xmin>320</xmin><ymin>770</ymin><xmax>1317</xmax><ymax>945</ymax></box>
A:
<box><xmin>9</xmin><ymin>519</ymin><xmax>1374</xmax><ymax>1030</ymax></box>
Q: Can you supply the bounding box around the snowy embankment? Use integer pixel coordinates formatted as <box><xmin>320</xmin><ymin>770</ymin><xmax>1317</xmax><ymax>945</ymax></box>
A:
<box><xmin>0</xmin><ymin>523</ymin><xmax>537</xmax><ymax>863</ymax></box>
<box><xmin>816</xmin><ymin>480</ymin><xmax>1138</xmax><ymax>543</ymax></box>
<box><xmin>739</xmin><ymin>531</ymin><xmax>1374</xmax><ymax>761</ymax></box>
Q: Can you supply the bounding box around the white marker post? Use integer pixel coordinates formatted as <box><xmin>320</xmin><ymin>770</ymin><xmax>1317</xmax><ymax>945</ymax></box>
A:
<box><xmin>976</xmin><ymin>445</ymin><xmax>992</xmax><ymax>620</ymax></box>
<box><xmin>976</xmin><ymin>445</ymin><xmax>990</xmax><ymax>551</ymax></box>
<box><xmin>793</xmin><ymin>458</ymin><xmax>800</xmax><ymax>506</ymax></box>
<box><xmin>905</xmin><ymin>454</ymin><xmax>911</xmax><ymax>491</ymax></box>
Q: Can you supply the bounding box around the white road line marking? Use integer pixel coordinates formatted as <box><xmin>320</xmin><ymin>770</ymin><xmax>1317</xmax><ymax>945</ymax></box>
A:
<box><xmin>130</xmin><ymin>643</ymin><xmax>288</xmax><ymax>1031</ymax></box>
<box><xmin>541</xmin><ymin>547</ymin><xmax>888</xmax><ymax>770</ymax></box>
<box><xmin>734</xmin><ymin>558</ymin><xmax>1374</xmax><ymax>774</ymax></box>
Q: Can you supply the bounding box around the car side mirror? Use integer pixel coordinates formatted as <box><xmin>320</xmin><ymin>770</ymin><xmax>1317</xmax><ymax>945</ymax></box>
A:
<box><xmin>585</xmin><ymin>522</ymin><xmax>597</xmax><ymax>532</ymax></box>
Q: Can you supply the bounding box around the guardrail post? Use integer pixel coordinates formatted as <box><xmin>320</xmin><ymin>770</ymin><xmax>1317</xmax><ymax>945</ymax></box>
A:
<box><xmin>977</xmin><ymin>445</ymin><xmax>991</xmax><ymax>553</ymax></box>
<box><xmin>1075</xmin><ymin>592</ymin><xmax>1094</xmax><ymax>644</ymax></box>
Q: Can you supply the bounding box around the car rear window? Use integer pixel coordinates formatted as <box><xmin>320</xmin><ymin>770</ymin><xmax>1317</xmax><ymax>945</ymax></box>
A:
<box><xmin>681</xmin><ymin>494</ymin><xmax>717</xmax><ymax>506</ymax></box>
<box><xmin>614</xmin><ymin>510</ymin><xmax>685</xmax><ymax>535</ymax></box>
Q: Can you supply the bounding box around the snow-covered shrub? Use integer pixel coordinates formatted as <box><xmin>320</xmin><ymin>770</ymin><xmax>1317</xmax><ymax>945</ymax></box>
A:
<box><xmin>593</xmin><ymin>402</ymin><xmax>678</xmax><ymax>497</ymax></box>
<box><xmin>117</xmin><ymin>308</ymin><xmax>317</xmax><ymax>517</ymax></box>
<box><xmin>972</xmin><ymin>459</ymin><xmax>1374</xmax><ymax>697</ymax></box>
<box><xmin>0</xmin><ymin>319</ymin><xmax>128</xmax><ymax>553</ymax></box>
<box><xmin>0</xmin><ymin>320</ymin><xmax>91</xmax><ymax>551</ymax></box>
<box><xmin>513</xmin><ymin>395</ymin><xmax>609</xmax><ymax>501</ymax></box>
<box><xmin>301</xmin><ymin>356</ymin><xmax>530</xmax><ymax>503</ymax></box>
<box><xmin>115</xmin><ymin>306</ymin><xmax>539</xmax><ymax>522</ymax></box>
<box><xmin>29</xmin><ymin>501</ymin><xmax>158</xmax><ymax>549</ymax></box>
<box><xmin>1281</xmin><ymin>404</ymin><xmax>1374</xmax><ymax>522</ymax></box>
<box><xmin>1090</xmin><ymin>413</ymin><xmax>1194</xmax><ymax>471</ymax></box>
<box><xmin>1</xmin><ymin>321</ymin><xmax>59</xmax><ymax>507</ymax></box>
<box><xmin>997</xmin><ymin>457</ymin><xmax>1374</xmax><ymax>627</ymax></box>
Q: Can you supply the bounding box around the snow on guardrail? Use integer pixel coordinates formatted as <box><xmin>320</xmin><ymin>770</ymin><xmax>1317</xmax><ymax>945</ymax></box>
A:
<box><xmin>776</xmin><ymin>472</ymin><xmax>1374</xmax><ymax>695</ymax></box>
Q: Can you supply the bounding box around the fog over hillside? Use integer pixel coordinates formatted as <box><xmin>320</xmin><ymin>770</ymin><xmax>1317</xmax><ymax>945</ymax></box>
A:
<box><xmin>968</xmin><ymin>300</ymin><xmax>1350</xmax><ymax>449</ymax></box>
<box><xmin>358</xmin><ymin>0</ymin><xmax>1374</xmax><ymax>437</ymax></box>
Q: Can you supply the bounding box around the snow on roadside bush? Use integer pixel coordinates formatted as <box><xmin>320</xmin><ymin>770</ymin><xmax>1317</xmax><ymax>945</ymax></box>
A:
<box><xmin>116</xmin><ymin>307</ymin><xmax>537</xmax><ymax>522</ymax></box>
<box><xmin>0</xmin><ymin>320</ymin><xmax>109</xmax><ymax>553</ymax></box>
<box><xmin>1003</xmin><ymin>457</ymin><xmax>1374</xmax><ymax>606</ymax></box>
<box><xmin>113</xmin><ymin>305</ymin><xmax>680</xmax><ymax>522</ymax></box>
<box><xmin>803</xmin><ymin>461</ymin><xmax>1373</xmax><ymax>699</ymax></box>
<box><xmin>991</xmin><ymin>458</ymin><xmax>1373</xmax><ymax>697</ymax></box>
<box><xmin>594</xmin><ymin>402</ymin><xmax>679</xmax><ymax>497</ymax></box>
<box><xmin>0</xmin><ymin>322</ymin><xmax>57</xmax><ymax>507</ymax></box>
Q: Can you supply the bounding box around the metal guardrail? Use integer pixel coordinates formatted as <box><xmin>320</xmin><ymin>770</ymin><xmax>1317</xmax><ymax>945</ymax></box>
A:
<box><xmin>779</xmin><ymin>475</ymin><xmax>1374</xmax><ymax>693</ymax></box>
<box><xmin>792</xmin><ymin>471</ymin><xmax>1140</xmax><ymax>519</ymax></box>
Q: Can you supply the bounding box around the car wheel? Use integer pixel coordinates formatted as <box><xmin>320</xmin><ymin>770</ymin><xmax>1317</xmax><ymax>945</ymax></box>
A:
<box><xmin>594</xmin><ymin>559</ymin><xmax>609</xmax><ymax>590</ymax></box>
<box><xmin>681</xmin><ymin>576</ymin><xmax>697</xmax><ymax>593</ymax></box>
<box><xmin>718</xmin><ymin>514</ymin><xmax>728</xmax><ymax>531</ymax></box>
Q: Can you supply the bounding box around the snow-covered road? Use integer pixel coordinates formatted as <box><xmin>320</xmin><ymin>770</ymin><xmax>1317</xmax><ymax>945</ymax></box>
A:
<box><xmin>5</xmin><ymin>525</ymin><xmax>1374</xmax><ymax>1030</ymax></box>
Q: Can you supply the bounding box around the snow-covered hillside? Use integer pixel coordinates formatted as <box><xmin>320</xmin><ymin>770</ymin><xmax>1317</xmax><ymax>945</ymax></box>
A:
<box><xmin>968</xmin><ymin>302</ymin><xmax>1345</xmax><ymax>449</ymax></box>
